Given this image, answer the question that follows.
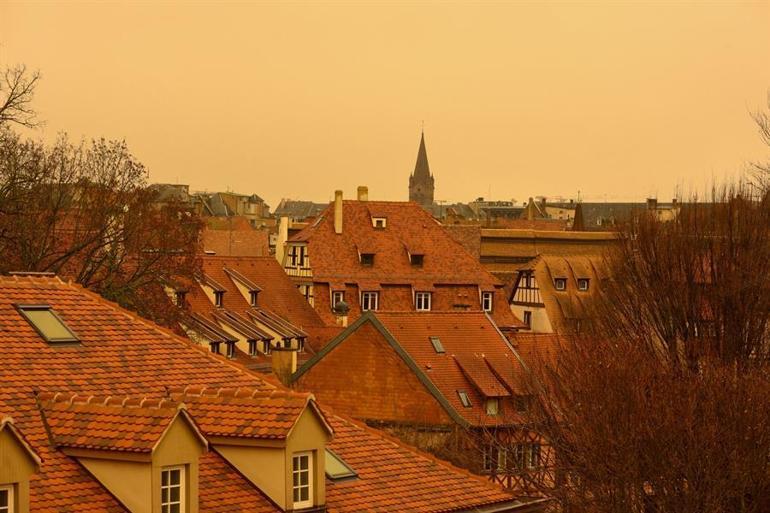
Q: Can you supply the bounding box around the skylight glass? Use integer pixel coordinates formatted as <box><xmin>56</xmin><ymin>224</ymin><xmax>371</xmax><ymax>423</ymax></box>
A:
<box><xmin>325</xmin><ymin>449</ymin><xmax>357</xmax><ymax>480</ymax></box>
<box><xmin>18</xmin><ymin>305</ymin><xmax>79</xmax><ymax>343</ymax></box>
<box><xmin>457</xmin><ymin>390</ymin><xmax>472</xmax><ymax>408</ymax></box>
<box><xmin>429</xmin><ymin>336</ymin><xmax>445</xmax><ymax>353</ymax></box>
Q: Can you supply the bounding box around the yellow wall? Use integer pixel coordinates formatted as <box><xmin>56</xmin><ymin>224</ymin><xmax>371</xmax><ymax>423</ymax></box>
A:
<box><xmin>79</xmin><ymin>458</ymin><xmax>152</xmax><ymax>513</ymax></box>
<box><xmin>0</xmin><ymin>428</ymin><xmax>38</xmax><ymax>513</ymax></box>
<box><xmin>284</xmin><ymin>408</ymin><xmax>329</xmax><ymax>508</ymax></box>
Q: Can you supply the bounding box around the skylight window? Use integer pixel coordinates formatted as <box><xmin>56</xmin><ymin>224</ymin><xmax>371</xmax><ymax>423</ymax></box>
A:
<box><xmin>17</xmin><ymin>305</ymin><xmax>79</xmax><ymax>344</ymax></box>
<box><xmin>429</xmin><ymin>336</ymin><xmax>445</xmax><ymax>353</ymax></box>
<box><xmin>325</xmin><ymin>449</ymin><xmax>357</xmax><ymax>481</ymax></box>
<box><xmin>360</xmin><ymin>253</ymin><xmax>375</xmax><ymax>266</ymax></box>
<box><xmin>457</xmin><ymin>390</ymin><xmax>472</xmax><ymax>408</ymax></box>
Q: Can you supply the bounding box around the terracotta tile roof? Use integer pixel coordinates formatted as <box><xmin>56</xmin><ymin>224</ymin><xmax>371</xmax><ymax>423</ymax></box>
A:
<box><xmin>38</xmin><ymin>393</ymin><xmax>187</xmax><ymax>453</ymax></box>
<box><xmin>0</xmin><ymin>275</ymin><xmax>539</xmax><ymax>513</ymax></box>
<box><xmin>290</xmin><ymin>200</ymin><xmax>500</xmax><ymax>286</ymax></box>
<box><xmin>167</xmin><ymin>386</ymin><xmax>331</xmax><ymax>440</ymax></box>
<box><xmin>297</xmin><ymin>311</ymin><xmax>530</xmax><ymax>427</ymax></box>
<box><xmin>202</xmin><ymin>227</ymin><xmax>270</xmax><ymax>257</ymax></box>
<box><xmin>325</xmin><ymin>413</ymin><xmax>540</xmax><ymax>513</ymax></box>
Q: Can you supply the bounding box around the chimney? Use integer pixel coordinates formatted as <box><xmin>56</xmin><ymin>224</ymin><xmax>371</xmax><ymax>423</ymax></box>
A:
<box><xmin>357</xmin><ymin>186</ymin><xmax>369</xmax><ymax>202</ymax></box>
<box><xmin>334</xmin><ymin>190</ymin><xmax>343</xmax><ymax>234</ymax></box>
<box><xmin>647</xmin><ymin>198</ymin><xmax>657</xmax><ymax>210</ymax></box>
<box><xmin>332</xmin><ymin>300</ymin><xmax>350</xmax><ymax>328</ymax></box>
<box><xmin>527</xmin><ymin>197</ymin><xmax>535</xmax><ymax>221</ymax></box>
<box><xmin>275</xmin><ymin>216</ymin><xmax>289</xmax><ymax>265</ymax></box>
<box><xmin>539</xmin><ymin>196</ymin><xmax>547</xmax><ymax>211</ymax></box>
<box><xmin>271</xmin><ymin>346</ymin><xmax>297</xmax><ymax>387</ymax></box>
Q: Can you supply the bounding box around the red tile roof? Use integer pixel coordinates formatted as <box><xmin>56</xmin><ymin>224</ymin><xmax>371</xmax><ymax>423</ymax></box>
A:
<box><xmin>290</xmin><ymin>200</ymin><xmax>500</xmax><ymax>286</ymax></box>
<box><xmin>325</xmin><ymin>413</ymin><xmax>541</xmax><ymax>513</ymax></box>
<box><xmin>0</xmin><ymin>275</ymin><xmax>535</xmax><ymax>513</ymax></box>
<box><xmin>297</xmin><ymin>311</ymin><xmax>530</xmax><ymax>427</ymax></box>
<box><xmin>202</xmin><ymin>226</ymin><xmax>270</xmax><ymax>257</ymax></box>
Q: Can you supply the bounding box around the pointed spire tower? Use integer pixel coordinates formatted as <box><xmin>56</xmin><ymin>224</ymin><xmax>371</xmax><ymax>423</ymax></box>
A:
<box><xmin>408</xmin><ymin>131</ymin><xmax>435</xmax><ymax>206</ymax></box>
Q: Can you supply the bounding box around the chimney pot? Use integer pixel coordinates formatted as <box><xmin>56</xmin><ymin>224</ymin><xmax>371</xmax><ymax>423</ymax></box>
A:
<box><xmin>357</xmin><ymin>186</ymin><xmax>369</xmax><ymax>201</ymax></box>
<box><xmin>271</xmin><ymin>346</ymin><xmax>298</xmax><ymax>387</ymax></box>
<box><xmin>334</xmin><ymin>190</ymin><xmax>343</xmax><ymax>234</ymax></box>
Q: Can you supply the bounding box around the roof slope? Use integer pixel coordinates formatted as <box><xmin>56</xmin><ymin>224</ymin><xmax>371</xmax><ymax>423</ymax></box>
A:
<box><xmin>290</xmin><ymin>200</ymin><xmax>501</xmax><ymax>286</ymax></box>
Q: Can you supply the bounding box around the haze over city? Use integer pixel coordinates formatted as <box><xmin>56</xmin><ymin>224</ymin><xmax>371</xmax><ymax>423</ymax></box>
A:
<box><xmin>2</xmin><ymin>0</ymin><xmax>769</xmax><ymax>207</ymax></box>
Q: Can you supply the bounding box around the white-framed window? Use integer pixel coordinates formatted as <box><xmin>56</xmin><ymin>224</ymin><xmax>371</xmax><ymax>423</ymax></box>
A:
<box><xmin>292</xmin><ymin>452</ymin><xmax>313</xmax><ymax>509</ymax></box>
<box><xmin>174</xmin><ymin>291</ymin><xmax>187</xmax><ymax>307</ymax></box>
<box><xmin>486</xmin><ymin>398</ymin><xmax>500</xmax><ymax>416</ymax></box>
<box><xmin>496</xmin><ymin>447</ymin><xmax>508</xmax><ymax>471</ymax></box>
<box><xmin>523</xmin><ymin>311</ymin><xmax>532</xmax><ymax>328</ymax></box>
<box><xmin>372</xmin><ymin>217</ymin><xmax>387</xmax><ymax>229</ymax></box>
<box><xmin>0</xmin><ymin>485</ymin><xmax>13</xmax><ymax>513</ymax></box>
<box><xmin>554</xmin><ymin>278</ymin><xmax>567</xmax><ymax>291</ymax></box>
<box><xmin>226</xmin><ymin>341</ymin><xmax>236</xmax><ymax>359</ymax></box>
<box><xmin>457</xmin><ymin>390</ymin><xmax>472</xmax><ymax>408</ymax></box>
<box><xmin>214</xmin><ymin>291</ymin><xmax>224</xmax><ymax>308</ymax></box>
<box><xmin>248</xmin><ymin>339</ymin><xmax>258</xmax><ymax>356</ymax></box>
<box><xmin>249</xmin><ymin>290</ymin><xmax>259</xmax><ymax>306</ymax></box>
<box><xmin>288</xmin><ymin>245</ymin><xmax>308</xmax><ymax>268</ymax></box>
<box><xmin>415</xmin><ymin>292</ymin><xmax>431</xmax><ymax>311</ymax></box>
<box><xmin>528</xmin><ymin>443</ymin><xmax>542</xmax><ymax>469</ymax></box>
<box><xmin>481</xmin><ymin>292</ymin><xmax>493</xmax><ymax>312</ymax></box>
<box><xmin>161</xmin><ymin>466</ymin><xmax>185</xmax><ymax>513</ymax></box>
<box><xmin>361</xmin><ymin>291</ymin><xmax>379</xmax><ymax>311</ymax></box>
<box><xmin>577</xmin><ymin>278</ymin><xmax>590</xmax><ymax>291</ymax></box>
<box><xmin>331</xmin><ymin>291</ymin><xmax>345</xmax><ymax>309</ymax></box>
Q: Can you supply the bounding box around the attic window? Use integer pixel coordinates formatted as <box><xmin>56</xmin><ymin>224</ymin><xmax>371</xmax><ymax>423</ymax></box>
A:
<box><xmin>249</xmin><ymin>290</ymin><xmax>259</xmax><ymax>307</ymax></box>
<box><xmin>372</xmin><ymin>217</ymin><xmax>387</xmax><ymax>229</ymax></box>
<box><xmin>360</xmin><ymin>253</ymin><xmax>375</xmax><ymax>266</ymax></box>
<box><xmin>214</xmin><ymin>291</ymin><xmax>224</xmax><ymax>308</ymax></box>
<box><xmin>17</xmin><ymin>305</ymin><xmax>79</xmax><ymax>344</ymax></box>
<box><xmin>554</xmin><ymin>278</ymin><xmax>567</xmax><ymax>291</ymax></box>
<box><xmin>486</xmin><ymin>398</ymin><xmax>500</xmax><ymax>416</ymax></box>
<box><xmin>457</xmin><ymin>390</ymin><xmax>472</xmax><ymax>408</ymax></box>
<box><xmin>325</xmin><ymin>449</ymin><xmax>358</xmax><ymax>481</ymax></box>
<box><xmin>174</xmin><ymin>291</ymin><xmax>187</xmax><ymax>307</ymax></box>
<box><xmin>0</xmin><ymin>486</ymin><xmax>13</xmax><ymax>513</ymax></box>
<box><xmin>577</xmin><ymin>278</ymin><xmax>590</xmax><ymax>291</ymax></box>
<box><xmin>410</xmin><ymin>254</ymin><xmax>424</xmax><ymax>267</ymax></box>
<box><xmin>226</xmin><ymin>341</ymin><xmax>236</xmax><ymax>359</ymax></box>
<box><xmin>429</xmin><ymin>336</ymin><xmax>445</xmax><ymax>353</ymax></box>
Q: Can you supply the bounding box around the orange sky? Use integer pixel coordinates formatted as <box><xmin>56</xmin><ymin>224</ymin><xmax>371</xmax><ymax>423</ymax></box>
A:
<box><xmin>1</xmin><ymin>1</ymin><xmax>769</xmax><ymax>207</ymax></box>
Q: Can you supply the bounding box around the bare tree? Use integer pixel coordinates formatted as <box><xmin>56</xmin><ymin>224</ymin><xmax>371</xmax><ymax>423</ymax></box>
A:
<box><xmin>0</xmin><ymin>64</ymin><xmax>40</xmax><ymax>128</ymax></box>
<box><xmin>523</xmin><ymin>184</ymin><xmax>770</xmax><ymax>513</ymax></box>
<box><xmin>0</xmin><ymin>129</ymin><xmax>202</xmax><ymax>326</ymax></box>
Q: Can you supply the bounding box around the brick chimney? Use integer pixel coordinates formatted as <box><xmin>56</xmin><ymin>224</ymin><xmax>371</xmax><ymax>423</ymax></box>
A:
<box><xmin>271</xmin><ymin>346</ymin><xmax>297</xmax><ymax>387</ymax></box>
<box><xmin>647</xmin><ymin>198</ymin><xmax>658</xmax><ymax>210</ymax></box>
<box><xmin>357</xmin><ymin>186</ymin><xmax>369</xmax><ymax>201</ymax></box>
<box><xmin>334</xmin><ymin>190</ymin><xmax>343</xmax><ymax>234</ymax></box>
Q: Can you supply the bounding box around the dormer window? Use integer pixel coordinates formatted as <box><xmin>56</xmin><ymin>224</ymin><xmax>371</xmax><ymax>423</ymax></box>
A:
<box><xmin>292</xmin><ymin>452</ymin><xmax>313</xmax><ymax>509</ymax></box>
<box><xmin>17</xmin><ymin>305</ymin><xmax>79</xmax><ymax>344</ymax></box>
<box><xmin>248</xmin><ymin>340</ymin><xmax>258</xmax><ymax>356</ymax></box>
<box><xmin>554</xmin><ymin>278</ymin><xmax>567</xmax><ymax>291</ymax></box>
<box><xmin>174</xmin><ymin>291</ymin><xmax>187</xmax><ymax>308</ymax></box>
<box><xmin>332</xmin><ymin>291</ymin><xmax>345</xmax><ymax>310</ymax></box>
<box><xmin>249</xmin><ymin>290</ymin><xmax>259</xmax><ymax>307</ymax></box>
<box><xmin>214</xmin><ymin>291</ymin><xmax>224</xmax><ymax>308</ymax></box>
<box><xmin>577</xmin><ymin>278</ymin><xmax>590</xmax><ymax>291</ymax></box>
<box><xmin>457</xmin><ymin>390</ymin><xmax>472</xmax><ymax>408</ymax></box>
<box><xmin>209</xmin><ymin>341</ymin><xmax>221</xmax><ymax>355</ymax></box>
<box><xmin>161</xmin><ymin>466</ymin><xmax>185</xmax><ymax>513</ymax></box>
<box><xmin>415</xmin><ymin>292</ymin><xmax>432</xmax><ymax>311</ymax></box>
<box><xmin>360</xmin><ymin>253</ymin><xmax>375</xmax><ymax>266</ymax></box>
<box><xmin>226</xmin><ymin>341</ymin><xmax>236</xmax><ymax>359</ymax></box>
<box><xmin>481</xmin><ymin>292</ymin><xmax>493</xmax><ymax>312</ymax></box>
<box><xmin>0</xmin><ymin>486</ymin><xmax>13</xmax><ymax>513</ymax></box>
<box><xmin>486</xmin><ymin>398</ymin><xmax>500</xmax><ymax>416</ymax></box>
<box><xmin>410</xmin><ymin>254</ymin><xmax>424</xmax><ymax>267</ymax></box>
<box><xmin>372</xmin><ymin>217</ymin><xmax>387</xmax><ymax>229</ymax></box>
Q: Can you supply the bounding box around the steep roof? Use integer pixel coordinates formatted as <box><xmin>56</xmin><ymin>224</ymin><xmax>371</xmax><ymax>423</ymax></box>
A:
<box><xmin>412</xmin><ymin>131</ymin><xmax>432</xmax><ymax>179</ymax></box>
<box><xmin>290</xmin><ymin>200</ymin><xmax>500</xmax><ymax>287</ymax></box>
<box><xmin>296</xmin><ymin>311</ymin><xmax>531</xmax><ymax>427</ymax></box>
<box><xmin>0</xmin><ymin>274</ymin><xmax>532</xmax><ymax>512</ymax></box>
<box><xmin>202</xmin><ymin>226</ymin><xmax>269</xmax><ymax>257</ymax></box>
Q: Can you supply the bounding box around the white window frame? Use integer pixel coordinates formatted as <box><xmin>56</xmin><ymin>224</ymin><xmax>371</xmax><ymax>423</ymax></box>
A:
<box><xmin>292</xmin><ymin>451</ymin><xmax>313</xmax><ymax>509</ymax></box>
<box><xmin>554</xmin><ymin>278</ymin><xmax>567</xmax><ymax>291</ymax></box>
<box><xmin>249</xmin><ymin>290</ymin><xmax>258</xmax><ymax>306</ymax></box>
<box><xmin>214</xmin><ymin>291</ymin><xmax>224</xmax><ymax>308</ymax></box>
<box><xmin>0</xmin><ymin>485</ymin><xmax>13</xmax><ymax>513</ymax></box>
<box><xmin>372</xmin><ymin>217</ymin><xmax>387</xmax><ymax>229</ymax></box>
<box><xmin>523</xmin><ymin>310</ymin><xmax>532</xmax><ymax>327</ymax></box>
<box><xmin>577</xmin><ymin>278</ymin><xmax>589</xmax><ymax>291</ymax></box>
<box><xmin>361</xmin><ymin>291</ymin><xmax>379</xmax><ymax>311</ymax></box>
<box><xmin>415</xmin><ymin>291</ymin><xmax>431</xmax><ymax>311</ymax></box>
<box><xmin>331</xmin><ymin>291</ymin><xmax>345</xmax><ymax>309</ymax></box>
<box><xmin>161</xmin><ymin>465</ymin><xmax>185</xmax><ymax>513</ymax></box>
<box><xmin>481</xmin><ymin>291</ymin><xmax>493</xmax><ymax>312</ymax></box>
<box><xmin>486</xmin><ymin>398</ymin><xmax>500</xmax><ymax>416</ymax></box>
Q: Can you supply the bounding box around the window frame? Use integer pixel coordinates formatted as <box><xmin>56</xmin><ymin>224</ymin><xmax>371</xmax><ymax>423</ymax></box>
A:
<box><xmin>372</xmin><ymin>217</ymin><xmax>387</xmax><ymax>229</ymax></box>
<box><xmin>457</xmin><ymin>390</ymin><xmax>472</xmax><ymax>408</ymax></box>
<box><xmin>249</xmin><ymin>290</ymin><xmax>259</xmax><ymax>307</ymax></box>
<box><xmin>429</xmin><ymin>336</ymin><xmax>445</xmax><ymax>353</ymax></box>
<box><xmin>523</xmin><ymin>310</ymin><xmax>532</xmax><ymax>328</ymax></box>
<box><xmin>486</xmin><ymin>398</ymin><xmax>500</xmax><ymax>416</ymax></box>
<box><xmin>0</xmin><ymin>485</ymin><xmax>13</xmax><ymax>513</ymax></box>
<box><xmin>325</xmin><ymin>448</ymin><xmax>357</xmax><ymax>481</ymax></box>
<box><xmin>160</xmin><ymin>465</ymin><xmax>185</xmax><ymax>513</ymax></box>
<box><xmin>415</xmin><ymin>291</ymin><xmax>432</xmax><ymax>311</ymax></box>
<box><xmin>554</xmin><ymin>278</ymin><xmax>567</xmax><ymax>291</ymax></box>
<box><xmin>410</xmin><ymin>254</ymin><xmax>424</xmax><ymax>267</ymax></box>
<box><xmin>247</xmin><ymin>339</ymin><xmax>258</xmax><ymax>356</ymax></box>
<box><xmin>360</xmin><ymin>253</ymin><xmax>375</xmax><ymax>267</ymax></box>
<box><xmin>361</xmin><ymin>291</ymin><xmax>379</xmax><ymax>311</ymax></box>
<box><xmin>174</xmin><ymin>291</ymin><xmax>187</xmax><ymax>307</ymax></box>
<box><xmin>214</xmin><ymin>291</ymin><xmax>224</xmax><ymax>308</ymax></box>
<box><xmin>292</xmin><ymin>451</ymin><xmax>313</xmax><ymax>509</ymax></box>
<box><xmin>16</xmin><ymin>304</ymin><xmax>80</xmax><ymax>344</ymax></box>
<box><xmin>331</xmin><ymin>291</ymin><xmax>345</xmax><ymax>309</ymax></box>
<box><xmin>481</xmin><ymin>292</ymin><xmax>494</xmax><ymax>312</ymax></box>
<box><xmin>577</xmin><ymin>278</ymin><xmax>590</xmax><ymax>291</ymax></box>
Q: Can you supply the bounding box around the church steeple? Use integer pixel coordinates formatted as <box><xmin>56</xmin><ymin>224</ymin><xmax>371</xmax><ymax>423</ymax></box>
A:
<box><xmin>409</xmin><ymin>131</ymin><xmax>435</xmax><ymax>206</ymax></box>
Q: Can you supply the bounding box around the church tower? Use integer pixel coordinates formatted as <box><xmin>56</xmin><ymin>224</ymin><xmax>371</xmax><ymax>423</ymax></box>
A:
<box><xmin>408</xmin><ymin>131</ymin><xmax>435</xmax><ymax>206</ymax></box>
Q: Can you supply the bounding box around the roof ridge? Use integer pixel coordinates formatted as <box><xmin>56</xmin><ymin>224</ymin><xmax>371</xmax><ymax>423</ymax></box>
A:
<box><xmin>37</xmin><ymin>391</ymin><xmax>177</xmax><ymax>411</ymax></box>
<box><xmin>167</xmin><ymin>385</ymin><xmax>310</xmax><ymax>401</ymax></box>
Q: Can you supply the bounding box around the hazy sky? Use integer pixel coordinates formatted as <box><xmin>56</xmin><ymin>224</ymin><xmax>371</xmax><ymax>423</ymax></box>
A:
<box><xmin>1</xmin><ymin>1</ymin><xmax>769</xmax><ymax>207</ymax></box>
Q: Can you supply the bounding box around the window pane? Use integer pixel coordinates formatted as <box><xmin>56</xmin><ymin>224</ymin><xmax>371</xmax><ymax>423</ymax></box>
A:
<box><xmin>294</xmin><ymin>489</ymin><xmax>300</xmax><ymax>502</ymax></box>
<box><xmin>21</xmin><ymin>307</ymin><xmax>78</xmax><ymax>341</ymax></box>
<box><xmin>170</xmin><ymin>504</ymin><xmax>180</xmax><ymax>513</ymax></box>
<box><xmin>0</xmin><ymin>489</ymin><xmax>7</xmax><ymax>508</ymax></box>
<box><xmin>170</xmin><ymin>486</ymin><xmax>180</xmax><ymax>502</ymax></box>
